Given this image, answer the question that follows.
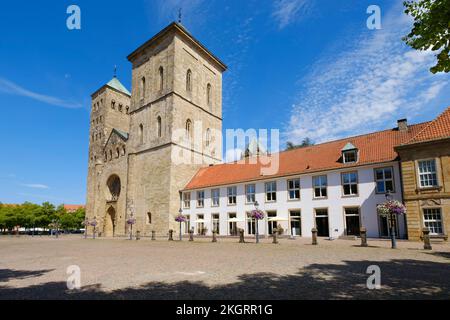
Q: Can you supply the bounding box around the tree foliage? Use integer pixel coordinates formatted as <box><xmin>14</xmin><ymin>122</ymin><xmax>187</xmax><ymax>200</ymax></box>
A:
<box><xmin>0</xmin><ymin>202</ymin><xmax>85</xmax><ymax>234</ymax></box>
<box><xmin>403</xmin><ymin>0</ymin><xmax>450</xmax><ymax>73</ymax></box>
<box><xmin>285</xmin><ymin>138</ymin><xmax>314</xmax><ymax>150</ymax></box>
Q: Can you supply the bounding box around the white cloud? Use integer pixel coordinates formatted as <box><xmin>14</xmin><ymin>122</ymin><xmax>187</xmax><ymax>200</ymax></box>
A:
<box><xmin>285</xmin><ymin>5</ymin><xmax>449</xmax><ymax>143</ymax></box>
<box><xmin>225</xmin><ymin>148</ymin><xmax>243</xmax><ymax>163</ymax></box>
<box><xmin>0</xmin><ymin>77</ymin><xmax>82</xmax><ymax>109</ymax></box>
<box><xmin>20</xmin><ymin>183</ymin><xmax>50</xmax><ymax>189</ymax></box>
<box><xmin>272</xmin><ymin>0</ymin><xmax>313</xmax><ymax>29</ymax></box>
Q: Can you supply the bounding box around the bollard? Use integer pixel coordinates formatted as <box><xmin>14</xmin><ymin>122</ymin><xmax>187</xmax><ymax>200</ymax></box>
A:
<box><xmin>168</xmin><ymin>229</ymin><xmax>174</xmax><ymax>241</ymax></box>
<box><xmin>239</xmin><ymin>228</ymin><xmax>245</xmax><ymax>243</ymax></box>
<box><xmin>422</xmin><ymin>228</ymin><xmax>432</xmax><ymax>250</ymax></box>
<box><xmin>212</xmin><ymin>231</ymin><xmax>217</xmax><ymax>242</ymax></box>
<box><xmin>189</xmin><ymin>230</ymin><xmax>194</xmax><ymax>241</ymax></box>
<box><xmin>360</xmin><ymin>227</ymin><xmax>368</xmax><ymax>247</ymax></box>
<box><xmin>272</xmin><ymin>229</ymin><xmax>278</xmax><ymax>244</ymax></box>
<box><xmin>151</xmin><ymin>230</ymin><xmax>156</xmax><ymax>240</ymax></box>
<box><xmin>136</xmin><ymin>230</ymin><xmax>141</xmax><ymax>240</ymax></box>
<box><xmin>311</xmin><ymin>228</ymin><xmax>318</xmax><ymax>245</ymax></box>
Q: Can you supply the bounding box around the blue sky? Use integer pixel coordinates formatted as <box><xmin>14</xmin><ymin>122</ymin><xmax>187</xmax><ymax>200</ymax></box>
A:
<box><xmin>0</xmin><ymin>0</ymin><xmax>448</xmax><ymax>205</ymax></box>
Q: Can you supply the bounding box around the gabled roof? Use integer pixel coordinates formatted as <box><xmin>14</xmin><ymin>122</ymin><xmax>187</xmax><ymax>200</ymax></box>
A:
<box><xmin>402</xmin><ymin>106</ymin><xmax>450</xmax><ymax>145</ymax></box>
<box><xmin>104</xmin><ymin>128</ymin><xmax>129</xmax><ymax>150</ymax></box>
<box><xmin>127</xmin><ymin>22</ymin><xmax>227</xmax><ymax>72</ymax></box>
<box><xmin>106</xmin><ymin>77</ymin><xmax>131</xmax><ymax>96</ymax></box>
<box><xmin>183</xmin><ymin>122</ymin><xmax>429</xmax><ymax>191</ymax></box>
<box><xmin>341</xmin><ymin>142</ymin><xmax>357</xmax><ymax>151</ymax></box>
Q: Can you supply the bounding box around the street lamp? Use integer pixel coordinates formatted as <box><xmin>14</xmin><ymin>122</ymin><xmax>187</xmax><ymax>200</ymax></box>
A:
<box><xmin>385</xmin><ymin>191</ymin><xmax>397</xmax><ymax>249</ymax></box>
<box><xmin>178</xmin><ymin>208</ymin><xmax>183</xmax><ymax>241</ymax></box>
<box><xmin>91</xmin><ymin>216</ymin><xmax>97</xmax><ymax>239</ymax></box>
<box><xmin>254</xmin><ymin>200</ymin><xmax>260</xmax><ymax>243</ymax></box>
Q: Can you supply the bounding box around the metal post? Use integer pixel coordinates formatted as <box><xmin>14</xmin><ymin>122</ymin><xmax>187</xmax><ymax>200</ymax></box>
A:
<box><xmin>179</xmin><ymin>222</ymin><xmax>182</xmax><ymax>241</ymax></box>
<box><xmin>212</xmin><ymin>231</ymin><xmax>217</xmax><ymax>242</ymax></box>
<box><xmin>168</xmin><ymin>229</ymin><xmax>174</xmax><ymax>241</ymax></box>
<box><xmin>151</xmin><ymin>230</ymin><xmax>156</xmax><ymax>240</ymax></box>
<box><xmin>390</xmin><ymin>213</ymin><xmax>397</xmax><ymax>249</ymax></box>
<box><xmin>360</xmin><ymin>227</ymin><xmax>368</xmax><ymax>247</ymax></box>
<box><xmin>255</xmin><ymin>220</ymin><xmax>259</xmax><ymax>243</ymax></box>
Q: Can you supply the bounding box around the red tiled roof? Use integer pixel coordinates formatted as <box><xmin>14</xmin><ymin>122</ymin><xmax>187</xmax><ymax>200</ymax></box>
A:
<box><xmin>64</xmin><ymin>204</ymin><xmax>85</xmax><ymax>212</ymax></box>
<box><xmin>183</xmin><ymin>122</ymin><xmax>429</xmax><ymax>191</ymax></box>
<box><xmin>404</xmin><ymin>106</ymin><xmax>450</xmax><ymax>145</ymax></box>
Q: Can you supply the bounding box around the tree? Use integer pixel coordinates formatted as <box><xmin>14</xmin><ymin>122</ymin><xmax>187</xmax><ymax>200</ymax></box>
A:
<box><xmin>285</xmin><ymin>138</ymin><xmax>314</xmax><ymax>150</ymax></box>
<box><xmin>403</xmin><ymin>0</ymin><xmax>450</xmax><ymax>73</ymax></box>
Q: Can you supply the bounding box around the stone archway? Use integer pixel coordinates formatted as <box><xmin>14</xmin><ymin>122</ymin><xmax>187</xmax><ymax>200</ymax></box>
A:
<box><xmin>104</xmin><ymin>206</ymin><xmax>116</xmax><ymax>237</ymax></box>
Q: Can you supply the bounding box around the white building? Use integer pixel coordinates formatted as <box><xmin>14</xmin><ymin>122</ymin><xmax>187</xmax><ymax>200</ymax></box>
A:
<box><xmin>180</xmin><ymin>120</ymin><xmax>429</xmax><ymax>239</ymax></box>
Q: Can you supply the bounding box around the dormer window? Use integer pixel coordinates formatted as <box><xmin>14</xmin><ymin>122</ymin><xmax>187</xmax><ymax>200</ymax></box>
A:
<box><xmin>342</xmin><ymin>142</ymin><xmax>358</xmax><ymax>164</ymax></box>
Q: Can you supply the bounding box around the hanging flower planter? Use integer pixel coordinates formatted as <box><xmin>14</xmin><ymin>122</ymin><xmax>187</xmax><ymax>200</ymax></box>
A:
<box><xmin>377</xmin><ymin>200</ymin><xmax>406</xmax><ymax>249</ymax></box>
<box><xmin>175</xmin><ymin>214</ymin><xmax>187</xmax><ymax>240</ymax></box>
<box><xmin>250</xmin><ymin>209</ymin><xmax>265</xmax><ymax>243</ymax></box>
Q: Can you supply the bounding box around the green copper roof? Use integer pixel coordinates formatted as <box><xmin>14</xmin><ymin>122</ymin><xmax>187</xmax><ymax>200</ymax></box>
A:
<box><xmin>106</xmin><ymin>77</ymin><xmax>131</xmax><ymax>96</ymax></box>
<box><xmin>341</xmin><ymin>142</ymin><xmax>357</xmax><ymax>151</ymax></box>
<box><xmin>113</xmin><ymin>128</ymin><xmax>129</xmax><ymax>141</ymax></box>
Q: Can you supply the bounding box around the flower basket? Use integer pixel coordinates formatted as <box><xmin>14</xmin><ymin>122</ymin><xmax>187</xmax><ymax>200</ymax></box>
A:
<box><xmin>175</xmin><ymin>215</ymin><xmax>187</xmax><ymax>223</ymax></box>
<box><xmin>377</xmin><ymin>200</ymin><xmax>406</xmax><ymax>216</ymax></box>
<box><xmin>250</xmin><ymin>209</ymin><xmax>264</xmax><ymax>220</ymax></box>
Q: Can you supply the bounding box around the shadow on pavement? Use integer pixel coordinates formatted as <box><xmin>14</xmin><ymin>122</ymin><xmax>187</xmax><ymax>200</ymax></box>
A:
<box><xmin>0</xmin><ymin>259</ymin><xmax>448</xmax><ymax>299</ymax></box>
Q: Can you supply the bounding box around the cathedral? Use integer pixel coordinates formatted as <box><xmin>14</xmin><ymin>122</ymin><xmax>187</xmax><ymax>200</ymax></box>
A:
<box><xmin>86</xmin><ymin>22</ymin><xmax>226</xmax><ymax>236</ymax></box>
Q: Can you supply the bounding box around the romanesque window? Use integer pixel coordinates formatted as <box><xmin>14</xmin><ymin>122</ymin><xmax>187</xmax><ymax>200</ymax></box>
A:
<box><xmin>126</xmin><ymin>106</ymin><xmax>129</xmax><ymax>114</ymax></box>
<box><xmin>104</xmin><ymin>152</ymin><xmax>107</xmax><ymax>161</ymax></box>
<box><xmin>205</xmin><ymin>128</ymin><xmax>211</xmax><ymax>147</ymax></box>
<box><xmin>122</xmin><ymin>146</ymin><xmax>126</xmax><ymax>156</ymax></box>
<box><xmin>119</xmin><ymin>104</ymin><xmax>123</xmax><ymax>112</ymax></box>
<box><xmin>206</xmin><ymin>83</ymin><xmax>212</xmax><ymax>110</ymax></box>
<box><xmin>107</xmin><ymin>175</ymin><xmax>121</xmax><ymax>201</ymax></box>
<box><xmin>157</xmin><ymin>116</ymin><xmax>162</xmax><ymax>137</ymax></box>
<box><xmin>159</xmin><ymin>66</ymin><xmax>164</xmax><ymax>91</ymax></box>
<box><xmin>185</xmin><ymin>119</ymin><xmax>192</xmax><ymax>140</ymax></box>
<box><xmin>111</xmin><ymin>100</ymin><xmax>116</xmax><ymax>109</ymax></box>
<box><xmin>186</xmin><ymin>69</ymin><xmax>192</xmax><ymax>92</ymax></box>
<box><xmin>116</xmin><ymin>148</ymin><xmax>120</xmax><ymax>158</ymax></box>
<box><xmin>109</xmin><ymin>150</ymin><xmax>113</xmax><ymax>161</ymax></box>
<box><xmin>147</xmin><ymin>212</ymin><xmax>152</xmax><ymax>224</ymax></box>
<box><xmin>140</xmin><ymin>77</ymin><xmax>146</xmax><ymax>100</ymax></box>
<box><xmin>139</xmin><ymin>124</ymin><xmax>144</xmax><ymax>144</ymax></box>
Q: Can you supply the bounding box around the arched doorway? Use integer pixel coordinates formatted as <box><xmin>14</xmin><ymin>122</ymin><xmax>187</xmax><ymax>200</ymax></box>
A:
<box><xmin>104</xmin><ymin>206</ymin><xmax>116</xmax><ymax>237</ymax></box>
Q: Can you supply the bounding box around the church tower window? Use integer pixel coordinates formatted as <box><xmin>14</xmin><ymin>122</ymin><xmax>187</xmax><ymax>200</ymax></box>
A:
<box><xmin>207</xmin><ymin>83</ymin><xmax>212</xmax><ymax>111</ymax></box>
<box><xmin>159</xmin><ymin>66</ymin><xmax>164</xmax><ymax>91</ymax></box>
<box><xmin>140</xmin><ymin>77</ymin><xmax>146</xmax><ymax>101</ymax></box>
<box><xmin>139</xmin><ymin>124</ymin><xmax>144</xmax><ymax>144</ymax></box>
<box><xmin>185</xmin><ymin>119</ymin><xmax>192</xmax><ymax>140</ymax></box>
<box><xmin>186</xmin><ymin>69</ymin><xmax>192</xmax><ymax>92</ymax></box>
<box><xmin>157</xmin><ymin>116</ymin><xmax>162</xmax><ymax>137</ymax></box>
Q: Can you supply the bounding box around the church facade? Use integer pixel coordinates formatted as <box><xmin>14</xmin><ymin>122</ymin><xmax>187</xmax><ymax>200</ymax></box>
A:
<box><xmin>86</xmin><ymin>22</ymin><xmax>226</xmax><ymax>237</ymax></box>
<box><xmin>86</xmin><ymin>22</ymin><xmax>449</xmax><ymax>241</ymax></box>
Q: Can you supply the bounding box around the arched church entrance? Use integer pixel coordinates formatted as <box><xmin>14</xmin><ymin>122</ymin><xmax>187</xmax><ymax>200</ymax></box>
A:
<box><xmin>104</xmin><ymin>206</ymin><xmax>116</xmax><ymax>237</ymax></box>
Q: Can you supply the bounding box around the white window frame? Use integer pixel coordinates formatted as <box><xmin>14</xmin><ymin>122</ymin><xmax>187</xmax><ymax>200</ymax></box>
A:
<box><xmin>245</xmin><ymin>184</ymin><xmax>256</xmax><ymax>204</ymax></box>
<box><xmin>287</xmin><ymin>178</ymin><xmax>300</xmax><ymax>200</ymax></box>
<box><xmin>418</xmin><ymin>159</ymin><xmax>438</xmax><ymax>188</ymax></box>
<box><xmin>265</xmin><ymin>181</ymin><xmax>277</xmax><ymax>202</ymax></box>
<box><xmin>183</xmin><ymin>192</ymin><xmax>191</xmax><ymax>209</ymax></box>
<box><xmin>374</xmin><ymin>167</ymin><xmax>395</xmax><ymax>194</ymax></box>
<box><xmin>342</xmin><ymin>172</ymin><xmax>358</xmax><ymax>196</ymax></box>
<box><xmin>343</xmin><ymin>150</ymin><xmax>358</xmax><ymax>163</ymax></box>
<box><xmin>227</xmin><ymin>186</ymin><xmax>237</xmax><ymax>205</ymax></box>
<box><xmin>211</xmin><ymin>188</ymin><xmax>220</xmax><ymax>207</ymax></box>
<box><xmin>197</xmin><ymin>190</ymin><xmax>205</xmax><ymax>208</ymax></box>
<box><xmin>313</xmin><ymin>175</ymin><xmax>327</xmax><ymax>199</ymax></box>
<box><xmin>423</xmin><ymin>208</ymin><xmax>444</xmax><ymax>235</ymax></box>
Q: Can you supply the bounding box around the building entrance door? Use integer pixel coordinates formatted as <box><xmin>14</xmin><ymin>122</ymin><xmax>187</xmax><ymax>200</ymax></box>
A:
<box><xmin>315</xmin><ymin>209</ymin><xmax>329</xmax><ymax>237</ymax></box>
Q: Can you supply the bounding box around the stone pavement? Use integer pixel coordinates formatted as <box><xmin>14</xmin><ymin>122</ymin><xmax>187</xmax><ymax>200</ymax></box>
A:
<box><xmin>0</xmin><ymin>235</ymin><xmax>448</xmax><ymax>299</ymax></box>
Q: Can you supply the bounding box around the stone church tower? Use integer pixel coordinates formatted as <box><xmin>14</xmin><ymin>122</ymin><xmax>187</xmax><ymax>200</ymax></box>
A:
<box><xmin>86</xmin><ymin>22</ymin><xmax>226</xmax><ymax>237</ymax></box>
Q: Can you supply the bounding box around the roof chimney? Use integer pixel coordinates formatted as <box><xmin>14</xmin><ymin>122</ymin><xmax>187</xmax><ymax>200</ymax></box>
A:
<box><xmin>397</xmin><ymin>118</ymin><xmax>408</xmax><ymax>131</ymax></box>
